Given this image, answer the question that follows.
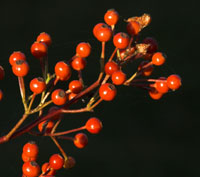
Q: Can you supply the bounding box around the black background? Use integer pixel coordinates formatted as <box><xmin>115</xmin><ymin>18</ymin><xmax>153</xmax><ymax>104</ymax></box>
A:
<box><xmin>0</xmin><ymin>0</ymin><xmax>199</xmax><ymax>177</ymax></box>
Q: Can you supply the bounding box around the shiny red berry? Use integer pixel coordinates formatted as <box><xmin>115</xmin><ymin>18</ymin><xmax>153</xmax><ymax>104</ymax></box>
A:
<box><xmin>111</xmin><ymin>71</ymin><xmax>126</xmax><ymax>85</ymax></box>
<box><xmin>38</xmin><ymin>120</ymin><xmax>54</xmax><ymax>133</ymax></box>
<box><xmin>36</xmin><ymin>32</ymin><xmax>52</xmax><ymax>46</ymax></box>
<box><xmin>149</xmin><ymin>88</ymin><xmax>163</xmax><ymax>100</ymax></box>
<box><xmin>74</xmin><ymin>133</ymin><xmax>88</xmax><ymax>148</ymax></box>
<box><xmin>69</xmin><ymin>80</ymin><xmax>83</xmax><ymax>94</ymax></box>
<box><xmin>68</xmin><ymin>92</ymin><xmax>77</xmax><ymax>101</ymax></box>
<box><xmin>51</xmin><ymin>89</ymin><xmax>67</xmax><ymax>105</ymax></box>
<box><xmin>143</xmin><ymin>37</ymin><xmax>158</xmax><ymax>53</ymax></box>
<box><xmin>31</xmin><ymin>41</ymin><xmax>48</xmax><ymax>58</ymax></box>
<box><xmin>22</xmin><ymin>161</ymin><xmax>40</xmax><ymax>177</ymax></box>
<box><xmin>9</xmin><ymin>51</ymin><xmax>26</xmax><ymax>66</ymax></box>
<box><xmin>71</xmin><ymin>57</ymin><xmax>86</xmax><ymax>71</ymax></box>
<box><xmin>99</xmin><ymin>83</ymin><xmax>117</xmax><ymax>101</ymax></box>
<box><xmin>12</xmin><ymin>60</ymin><xmax>29</xmax><ymax>77</ymax></box>
<box><xmin>0</xmin><ymin>65</ymin><xmax>5</xmax><ymax>80</ymax></box>
<box><xmin>49</xmin><ymin>154</ymin><xmax>64</xmax><ymax>170</ymax></box>
<box><xmin>104</xmin><ymin>9</ymin><xmax>119</xmax><ymax>26</ymax></box>
<box><xmin>95</xmin><ymin>24</ymin><xmax>112</xmax><ymax>42</ymax></box>
<box><xmin>30</xmin><ymin>77</ymin><xmax>46</xmax><ymax>94</ymax></box>
<box><xmin>104</xmin><ymin>61</ymin><xmax>119</xmax><ymax>75</ymax></box>
<box><xmin>126</xmin><ymin>21</ymin><xmax>141</xmax><ymax>36</ymax></box>
<box><xmin>23</xmin><ymin>141</ymin><xmax>39</xmax><ymax>158</ymax></box>
<box><xmin>55</xmin><ymin>61</ymin><xmax>71</xmax><ymax>81</ymax></box>
<box><xmin>93</xmin><ymin>23</ymin><xmax>105</xmax><ymax>37</ymax></box>
<box><xmin>152</xmin><ymin>52</ymin><xmax>166</xmax><ymax>66</ymax></box>
<box><xmin>22</xmin><ymin>152</ymin><xmax>37</xmax><ymax>163</ymax></box>
<box><xmin>167</xmin><ymin>74</ymin><xmax>181</xmax><ymax>90</ymax></box>
<box><xmin>42</xmin><ymin>162</ymin><xmax>56</xmax><ymax>175</ymax></box>
<box><xmin>113</xmin><ymin>32</ymin><xmax>130</xmax><ymax>49</ymax></box>
<box><xmin>76</xmin><ymin>42</ymin><xmax>91</xmax><ymax>58</ymax></box>
<box><xmin>85</xmin><ymin>117</ymin><xmax>103</xmax><ymax>134</ymax></box>
<box><xmin>155</xmin><ymin>78</ymin><xmax>169</xmax><ymax>94</ymax></box>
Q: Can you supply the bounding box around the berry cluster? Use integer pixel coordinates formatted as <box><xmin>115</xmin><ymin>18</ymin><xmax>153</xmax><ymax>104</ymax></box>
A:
<box><xmin>0</xmin><ymin>9</ymin><xmax>181</xmax><ymax>176</ymax></box>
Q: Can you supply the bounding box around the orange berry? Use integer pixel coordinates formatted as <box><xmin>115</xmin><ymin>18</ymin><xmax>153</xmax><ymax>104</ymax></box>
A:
<box><xmin>104</xmin><ymin>9</ymin><xmax>119</xmax><ymax>26</ymax></box>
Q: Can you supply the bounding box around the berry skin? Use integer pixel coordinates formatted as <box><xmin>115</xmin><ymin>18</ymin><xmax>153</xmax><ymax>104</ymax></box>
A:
<box><xmin>155</xmin><ymin>77</ymin><xmax>169</xmax><ymax>94</ymax></box>
<box><xmin>30</xmin><ymin>77</ymin><xmax>46</xmax><ymax>94</ymax></box>
<box><xmin>138</xmin><ymin>61</ymin><xmax>154</xmax><ymax>76</ymax></box>
<box><xmin>104</xmin><ymin>9</ymin><xmax>119</xmax><ymax>26</ymax></box>
<box><xmin>152</xmin><ymin>52</ymin><xmax>166</xmax><ymax>66</ymax></box>
<box><xmin>111</xmin><ymin>71</ymin><xmax>126</xmax><ymax>85</ymax></box>
<box><xmin>36</xmin><ymin>32</ymin><xmax>52</xmax><ymax>46</ymax></box>
<box><xmin>22</xmin><ymin>152</ymin><xmax>37</xmax><ymax>163</ymax></box>
<box><xmin>99</xmin><ymin>83</ymin><xmax>117</xmax><ymax>101</ymax></box>
<box><xmin>38</xmin><ymin>120</ymin><xmax>54</xmax><ymax>133</ymax></box>
<box><xmin>85</xmin><ymin>117</ymin><xmax>103</xmax><ymax>134</ymax></box>
<box><xmin>149</xmin><ymin>88</ymin><xmax>163</xmax><ymax>100</ymax></box>
<box><xmin>9</xmin><ymin>51</ymin><xmax>26</xmax><ymax>66</ymax></box>
<box><xmin>51</xmin><ymin>89</ymin><xmax>67</xmax><ymax>105</ymax></box>
<box><xmin>0</xmin><ymin>89</ymin><xmax>3</xmax><ymax>101</ymax></box>
<box><xmin>143</xmin><ymin>37</ymin><xmax>158</xmax><ymax>53</ymax></box>
<box><xmin>126</xmin><ymin>21</ymin><xmax>141</xmax><ymax>36</ymax></box>
<box><xmin>48</xmin><ymin>106</ymin><xmax>62</xmax><ymax>120</ymax></box>
<box><xmin>49</xmin><ymin>154</ymin><xmax>64</xmax><ymax>170</ymax></box>
<box><xmin>64</xmin><ymin>156</ymin><xmax>76</xmax><ymax>169</ymax></box>
<box><xmin>93</xmin><ymin>23</ymin><xmax>105</xmax><ymax>37</ymax></box>
<box><xmin>22</xmin><ymin>161</ymin><xmax>40</xmax><ymax>177</ymax></box>
<box><xmin>71</xmin><ymin>57</ymin><xmax>86</xmax><ymax>71</ymax></box>
<box><xmin>31</xmin><ymin>41</ymin><xmax>48</xmax><ymax>59</ymax></box>
<box><xmin>95</xmin><ymin>24</ymin><xmax>112</xmax><ymax>42</ymax></box>
<box><xmin>42</xmin><ymin>162</ymin><xmax>56</xmax><ymax>175</ymax></box>
<box><xmin>167</xmin><ymin>74</ymin><xmax>181</xmax><ymax>90</ymax></box>
<box><xmin>104</xmin><ymin>61</ymin><xmax>119</xmax><ymax>75</ymax></box>
<box><xmin>69</xmin><ymin>80</ymin><xmax>83</xmax><ymax>94</ymax></box>
<box><xmin>55</xmin><ymin>61</ymin><xmax>71</xmax><ymax>81</ymax></box>
<box><xmin>0</xmin><ymin>65</ymin><xmax>5</xmax><ymax>80</ymax></box>
<box><xmin>76</xmin><ymin>42</ymin><xmax>91</xmax><ymax>58</ymax></box>
<box><xmin>12</xmin><ymin>60</ymin><xmax>29</xmax><ymax>77</ymax></box>
<box><xmin>68</xmin><ymin>92</ymin><xmax>77</xmax><ymax>100</ymax></box>
<box><xmin>23</xmin><ymin>141</ymin><xmax>39</xmax><ymax>158</ymax></box>
<box><xmin>113</xmin><ymin>32</ymin><xmax>130</xmax><ymax>49</ymax></box>
<box><xmin>74</xmin><ymin>133</ymin><xmax>88</xmax><ymax>148</ymax></box>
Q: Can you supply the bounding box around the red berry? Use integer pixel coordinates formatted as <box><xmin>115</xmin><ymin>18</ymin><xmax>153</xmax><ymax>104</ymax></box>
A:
<box><xmin>85</xmin><ymin>117</ymin><xmax>103</xmax><ymax>134</ymax></box>
<box><xmin>155</xmin><ymin>77</ymin><xmax>169</xmax><ymax>94</ymax></box>
<box><xmin>69</xmin><ymin>80</ymin><xmax>83</xmax><ymax>94</ymax></box>
<box><xmin>22</xmin><ymin>152</ymin><xmax>37</xmax><ymax>163</ymax></box>
<box><xmin>48</xmin><ymin>106</ymin><xmax>62</xmax><ymax>120</ymax></box>
<box><xmin>22</xmin><ymin>161</ymin><xmax>40</xmax><ymax>177</ymax></box>
<box><xmin>38</xmin><ymin>120</ymin><xmax>54</xmax><ymax>133</ymax></box>
<box><xmin>152</xmin><ymin>52</ymin><xmax>166</xmax><ymax>66</ymax></box>
<box><xmin>113</xmin><ymin>32</ymin><xmax>130</xmax><ymax>49</ymax></box>
<box><xmin>149</xmin><ymin>88</ymin><xmax>163</xmax><ymax>100</ymax></box>
<box><xmin>76</xmin><ymin>42</ymin><xmax>91</xmax><ymax>58</ymax></box>
<box><xmin>111</xmin><ymin>71</ymin><xmax>126</xmax><ymax>85</ymax></box>
<box><xmin>99</xmin><ymin>83</ymin><xmax>117</xmax><ymax>101</ymax></box>
<box><xmin>9</xmin><ymin>51</ymin><xmax>26</xmax><ymax>66</ymax></box>
<box><xmin>23</xmin><ymin>141</ymin><xmax>39</xmax><ymax>158</ymax></box>
<box><xmin>42</xmin><ymin>162</ymin><xmax>56</xmax><ymax>175</ymax></box>
<box><xmin>104</xmin><ymin>9</ymin><xmax>119</xmax><ymax>26</ymax></box>
<box><xmin>138</xmin><ymin>61</ymin><xmax>154</xmax><ymax>76</ymax></box>
<box><xmin>49</xmin><ymin>154</ymin><xmax>64</xmax><ymax>170</ymax></box>
<box><xmin>93</xmin><ymin>23</ymin><xmax>105</xmax><ymax>37</ymax></box>
<box><xmin>68</xmin><ymin>92</ymin><xmax>77</xmax><ymax>101</ymax></box>
<box><xmin>30</xmin><ymin>77</ymin><xmax>46</xmax><ymax>94</ymax></box>
<box><xmin>55</xmin><ymin>61</ymin><xmax>71</xmax><ymax>81</ymax></box>
<box><xmin>167</xmin><ymin>74</ymin><xmax>181</xmax><ymax>90</ymax></box>
<box><xmin>74</xmin><ymin>133</ymin><xmax>88</xmax><ymax>148</ymax></box>
<box><xmin>0</xmin><ymin>65</ymin><xmax>5</xmax><ymax>80</ymax></box>
<box><xmin>36</xmin><ymin>32</ymin><xmax>52</xmax><ymax>46</ymax></box>
<box><xmin>104</xmin><ymin>61</ymin><xmax>119</xmax><ymax>75</ymax></box>
<box><xmin>143</xmin><ymin>37</ymin><xmax>158</xmax><ymax>53</ymax></box>
<box><xmin>0</xmin><ymin>89</ymin><xmax>3</xmax><ymax>101</ymax></box>
<box><xmin>95</xmin><ymin>24</ymin><xmax>112</xmax><ymax>42</ymax></box>
<box><xmin>12</xmin><ymin>60</ymin><xmax>29</xmax><ymax>77</ymax></box>
<box><xmin>31</xmin><ymin>41</ymin><xmax>48</xmax><ymax>58</ymax></box>
<box><xmin>71</xmin><ymin>57</ymin><xmax>86</xmax><ymax>71</ymax></box>
<box><xmin>126</xmin><ymin>21</ymin><xmax>141</xmax><ymax>36</ymax></box>
<box><xmin>51</xmin><ymin>89</ymin><xmax>67</xmax><ymax>105</ymax></box>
